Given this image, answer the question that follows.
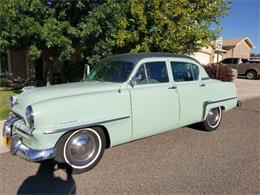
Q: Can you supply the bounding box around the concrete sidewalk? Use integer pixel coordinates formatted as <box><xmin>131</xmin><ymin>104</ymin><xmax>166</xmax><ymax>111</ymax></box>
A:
<box><xmin>0</xmin><ymin>78</ymin><xmax>259</xmax><ymax>154</ymax></box>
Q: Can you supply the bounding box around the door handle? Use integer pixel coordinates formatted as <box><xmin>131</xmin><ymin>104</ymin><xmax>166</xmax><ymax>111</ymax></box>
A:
<box><xmin>168</xmin><ymin>86</ymin><xmax>177</xmax><ymax>89</ymax></box>
<box><xmin>200</xmin><ymin>84</ymin><xmax>206</xmax><ymax>87</ymax></box>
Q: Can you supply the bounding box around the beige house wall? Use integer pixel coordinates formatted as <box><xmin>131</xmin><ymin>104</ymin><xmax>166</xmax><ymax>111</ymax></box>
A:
<box><xmin>191</xmin><ymin>46</ymin><xmax>224</xmax><ymax>65</ymax></box>
<box><xmin>223</xmin><ymin>41</ymin><xmax>251</xmax><ymax>59</ymax></box>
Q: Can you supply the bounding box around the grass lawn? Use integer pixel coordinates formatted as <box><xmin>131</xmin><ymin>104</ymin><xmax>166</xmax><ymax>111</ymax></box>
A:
<box><xmin>0</xmin><ymin>89</ymin><xmax>18</xmax><ymax>120</ymax></box>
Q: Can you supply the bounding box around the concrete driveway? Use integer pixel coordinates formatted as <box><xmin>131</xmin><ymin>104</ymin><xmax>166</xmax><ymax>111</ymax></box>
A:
<box><xmin>234</xmin><ymin>78</ymin><xmax>260</xmax><ymax>101</ymax></box>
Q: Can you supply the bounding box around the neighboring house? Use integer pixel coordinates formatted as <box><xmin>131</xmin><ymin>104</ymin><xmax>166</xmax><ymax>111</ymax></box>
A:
<box><xmin>0</xmin><ymin>37</ymin><xmax>256</xmax><ymax>79</ymax></box>
<box><xmin>192</xmin><ymin>37</ymin><xmax>255</xmax><ymax>65</ymax></box>
<box><xmin>222</xmin><ymin>37</ymin><xmax>255</xmax><ymax>59</ymax></box>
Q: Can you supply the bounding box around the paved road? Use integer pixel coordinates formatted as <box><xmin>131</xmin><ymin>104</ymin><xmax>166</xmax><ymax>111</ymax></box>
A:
<box><xmin>0</xmin><ymin>98</ymin><xmax>259</xmax><ymax>195</ymax></box>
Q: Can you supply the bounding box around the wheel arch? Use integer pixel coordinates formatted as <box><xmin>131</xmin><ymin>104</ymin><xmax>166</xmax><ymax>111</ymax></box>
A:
<box><xmin>202</xmin><ymin>97</ymin><xmax>238</xmax><ymax>120</ymax></box>
<box><xmin>91</xmin><ymin>125</ymin><xmax>111</xmax><ymax>149</ymax></box>
<box><xmin>246</xmin><ymin>69</ymin><xmax>258</xmax><ymax>75</ymax></box>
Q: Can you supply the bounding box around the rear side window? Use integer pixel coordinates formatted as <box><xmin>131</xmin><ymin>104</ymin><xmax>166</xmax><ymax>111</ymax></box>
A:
<box><xmin>221</xmin><ymin>58</ymin><xmax>238</xmax><ymax>64</ymax></box>
<box><xmin>133</xmin><ymin>61</ymin><xmax>169</xmax><ymax>84</ymax></box>
<box><xmin>171</xmin><ymin>62</ymin><xmax>199</xmax><ymax>82</ymax></box>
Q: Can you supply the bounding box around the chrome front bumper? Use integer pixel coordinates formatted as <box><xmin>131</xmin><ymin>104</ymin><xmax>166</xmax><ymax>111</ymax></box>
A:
<box><xmin>2</xmin><ymin>113</ymin><xmax>56</xmax><ymax>162</ymax></box>
<box><xmin>10</xmin><ymin>135</ymin><xmax>55</xmax><ymax>162</ymax></box>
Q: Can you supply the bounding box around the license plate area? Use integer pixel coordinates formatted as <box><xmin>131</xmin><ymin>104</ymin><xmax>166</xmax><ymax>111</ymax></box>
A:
<box><xmin>3</xmin><ymin>135</ymin><xmax>11</xmax><ymax>147</ymax></box>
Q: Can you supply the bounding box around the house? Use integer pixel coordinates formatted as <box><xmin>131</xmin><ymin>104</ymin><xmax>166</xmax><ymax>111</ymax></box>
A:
<box><xmin>192</xmin><ymin>37</ymin><xmax>255</xmax><ymax>65</ymax></box>
<box><xmin>222</xmin><ymin>37</ymin><xmax>255</xmax><ymax>59</ymax></box>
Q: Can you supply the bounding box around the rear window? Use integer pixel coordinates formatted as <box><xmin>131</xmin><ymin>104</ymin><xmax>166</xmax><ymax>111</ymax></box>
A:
<box><xmin>170</xmin><ymin>62</ymin><xmax>199</xmax><ymax>82</ymax></box>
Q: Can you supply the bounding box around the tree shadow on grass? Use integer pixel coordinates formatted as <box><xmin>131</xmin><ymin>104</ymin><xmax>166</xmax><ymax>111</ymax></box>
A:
<box><xmin>17</xmin><ymin>160</ymin><xmax>76</xmax><ymax>195</ymax></box>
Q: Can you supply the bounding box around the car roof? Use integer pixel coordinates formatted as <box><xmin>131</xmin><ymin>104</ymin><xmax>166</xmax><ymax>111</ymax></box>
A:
<box><xmin>103</xmin><ymin>53</ymin><xmax>200</xmax><ymax>65</ymax></box>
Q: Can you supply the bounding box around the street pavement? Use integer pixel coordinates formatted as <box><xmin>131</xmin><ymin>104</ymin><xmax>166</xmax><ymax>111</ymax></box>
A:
<box><xmin>0</xmin><ymin>98</ymin><xmax>259</xmax><ymax>194</ymax></box>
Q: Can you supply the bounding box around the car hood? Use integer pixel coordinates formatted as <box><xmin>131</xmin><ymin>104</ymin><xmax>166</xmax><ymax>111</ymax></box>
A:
<box><xmin>12</xmin><ymin>81</ymin><xmax>122</xmax><ymax>116</ymax></box>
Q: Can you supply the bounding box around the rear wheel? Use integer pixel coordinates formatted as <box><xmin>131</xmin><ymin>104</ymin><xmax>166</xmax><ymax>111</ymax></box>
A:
<box><xmin>200</xmin><ymin>107</ymin><xmax>222</xmax><ymax>131</ymax></box>
<box><xmin>246</xmin><ymin>70</ymin><xmax>257</xmax><ymax>80</ymax></box>
<box><xmin>55</xmin><ymin>127</ymin><xmax>106</xmax><ymax>174</ymax></box>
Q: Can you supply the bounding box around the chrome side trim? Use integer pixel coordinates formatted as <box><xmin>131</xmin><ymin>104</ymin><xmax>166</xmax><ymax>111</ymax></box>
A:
<box><xmin>202</xmin><ymin>97</ymin><xmax>238</xmax><ymax>120</ymax></box>
<box><xmin>44</xmin><ymin>116</ymin><xmax>130</xmax><ymax>135</ymax></box>
<box><xmin>10</xmin><ymin>135</ymin><xmax>55</xmax><ymax>162</ymax></box>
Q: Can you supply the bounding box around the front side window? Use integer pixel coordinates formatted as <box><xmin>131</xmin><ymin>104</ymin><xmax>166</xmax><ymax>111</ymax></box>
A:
<box><xmin>132</xmin><ymin>61</ymin><xmax>169</xmax><ymax>85</ymax></box>
<box><xmin>86</xmin><ymin>60</ymin><xmax>135</xmax><ymax>83</ymax></box>
<box><xmin>171</xmin><ymin>62</ymin><xmax>199</xmax><ymax>82</ymax></box>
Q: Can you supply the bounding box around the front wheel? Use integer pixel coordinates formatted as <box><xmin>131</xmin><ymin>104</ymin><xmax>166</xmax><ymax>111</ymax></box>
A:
<box><xmin>55</xmin><ymin>127</ymin><xmax>106</xmax><ymax>174</ymax></box>
<box><xmin>200</xmin><ymin>107</ymin><xmax>222</xmax><ymax>131</ymax></box>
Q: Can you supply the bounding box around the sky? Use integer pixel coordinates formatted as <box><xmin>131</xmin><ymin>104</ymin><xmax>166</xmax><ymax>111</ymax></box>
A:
<box><xmin>219</xmin><ymin>0</ymin><xmax>260</xmax><ymax>54</ymax></box>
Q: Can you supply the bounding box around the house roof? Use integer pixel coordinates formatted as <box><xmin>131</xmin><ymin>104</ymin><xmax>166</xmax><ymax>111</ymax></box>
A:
<box><xmin>223</xmin><ymin>37</ymin><xmax>255</xmax><ymax>48</ymax></box>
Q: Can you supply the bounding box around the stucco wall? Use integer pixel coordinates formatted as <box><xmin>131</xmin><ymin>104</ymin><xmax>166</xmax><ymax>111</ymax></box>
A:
<box><xmin>191</xmin><ymin>52</ymin><xmax>211</xmax><ymax>65</ymax></box>
<box><xmin>223</xmin><ymin>41</ymin><xmax>251</xmax><ymax>59</ymax></box>
<box><xmin>191</xmin><ymin>47</ymin><xmax>215</xmax><ymax>65</ymax></box>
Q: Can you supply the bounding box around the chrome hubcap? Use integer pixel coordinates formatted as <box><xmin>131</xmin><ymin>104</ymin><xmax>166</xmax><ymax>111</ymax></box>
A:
<box><xmin>207</xmin><ymin>108</ymin><xmax>221</xmax><ymax>127</ymax></box>
<box><xmin>65</xmin><ymin>130</ymin><xmax>100</xmax><ymax>167</ymax></box>
<box><xmin>247</xmin><ymin>72</ymin><xmax>254</xmax><ymax>79</ymax></box>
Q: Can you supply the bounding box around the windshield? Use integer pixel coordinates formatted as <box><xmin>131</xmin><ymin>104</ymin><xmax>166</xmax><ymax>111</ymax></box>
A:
<box><xmin>85</xmin><ymin>60</ymin><xmax>135</xmax><ymax>83</ymax></box>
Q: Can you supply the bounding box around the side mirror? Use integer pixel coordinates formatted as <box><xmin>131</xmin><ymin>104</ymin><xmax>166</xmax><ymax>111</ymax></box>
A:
<box><xmin>129</xmin><ymin>79</ymin><xmax>138</xmax><ymax>87</ymax></box>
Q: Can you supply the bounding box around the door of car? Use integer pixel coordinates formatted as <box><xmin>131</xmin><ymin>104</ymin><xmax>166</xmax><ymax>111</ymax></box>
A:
<box><xmin>129</xmin><ymin>60</ymin><xmax>180</xmax><ymax>140</ymax></box>
<box><xmin>170</xmin><ymin>61</ymin><xmax>207</xmax><ymax>126</ymax></box>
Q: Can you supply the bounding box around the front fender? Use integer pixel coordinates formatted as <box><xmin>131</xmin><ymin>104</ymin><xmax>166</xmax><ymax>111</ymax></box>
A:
<box><xmin>25</xmin><ymin>88</ymin><xmax>132</xmax><ymax>150</ymax></box>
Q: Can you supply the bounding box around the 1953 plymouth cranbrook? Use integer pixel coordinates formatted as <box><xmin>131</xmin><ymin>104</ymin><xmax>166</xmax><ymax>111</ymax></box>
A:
<box><xmin>3</xmin><ymin>53</ymin><xmax>241</xmax><ymax>173</ymax></box>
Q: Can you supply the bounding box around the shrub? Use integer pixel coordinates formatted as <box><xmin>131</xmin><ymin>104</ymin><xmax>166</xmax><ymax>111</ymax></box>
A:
<box><xmin>0</xmin><ymin>72</ymin><xmax>35</xmax><ymax>90</ymax></box>
<box><xmin>204</xmin><ymin>63</ymin><xmax>233</xmax><ymax>82</ymax></box>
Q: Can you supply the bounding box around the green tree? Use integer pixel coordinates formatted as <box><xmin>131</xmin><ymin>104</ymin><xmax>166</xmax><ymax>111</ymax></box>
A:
<box><xmin>0</xmin><ymin>0</ymin><xmax>231</xmax><ymax>84</ymax></box>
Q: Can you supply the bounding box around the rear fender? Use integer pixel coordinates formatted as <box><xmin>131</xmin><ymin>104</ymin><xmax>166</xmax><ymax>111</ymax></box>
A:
<box><xmin>202</xmin><ymin>97</ymin><xmax>238</xmax><ymax>120</ymax></box>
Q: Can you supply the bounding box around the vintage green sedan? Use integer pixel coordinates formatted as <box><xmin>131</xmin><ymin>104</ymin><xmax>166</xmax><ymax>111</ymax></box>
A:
<box><xmin>3</xmin><ymin>53</ymin><xmax>240</xmax><ymax>173</ymax></box>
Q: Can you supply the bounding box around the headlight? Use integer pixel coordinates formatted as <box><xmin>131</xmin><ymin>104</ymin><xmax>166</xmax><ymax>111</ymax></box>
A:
<box><xmin>25</xmin><ymin>106</ymin><xmax>34</xmax><ymax>128</ymax></box>
<box><xmin>9</xmin><ymin>96</ymin><xmax>14</xmax><ymax>108</ymax></box>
